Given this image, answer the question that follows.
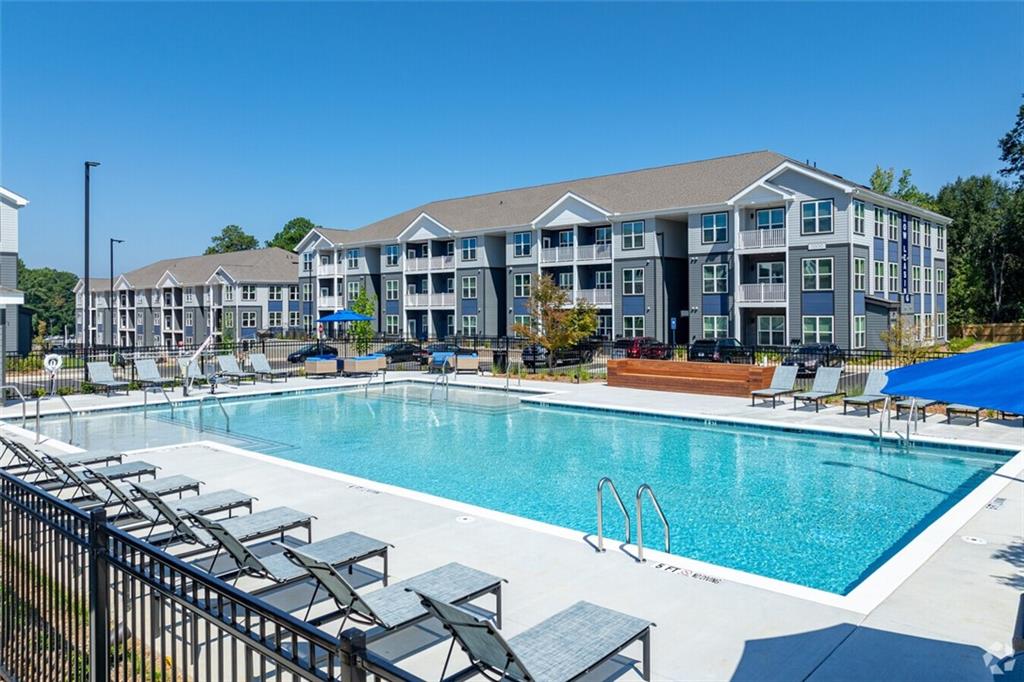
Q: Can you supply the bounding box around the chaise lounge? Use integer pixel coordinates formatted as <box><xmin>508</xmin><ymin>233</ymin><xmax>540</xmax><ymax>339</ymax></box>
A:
<box><xmin>946</xmin><ymin>403</ymin><xmax>982</xmax><ymax>427</ymax></box>
<box><xmin>86</xmin><ymin>361</ymin><xmax>130</xmax><ymax>396</ymax></box>
<box><xmin>217</xmin><ymin>355</ymin><xmax>258</xmax><ymax>385</ymax></box>
<box><xmin>843</xmin><ymin>369</ymin><xmax>890</xmax><ymax>416</ymax></box>
<box><xmin>248</xmin><ymin>353</ymin><xmax>293</xmax><ymax>382</ymax></box>
<box><xmin>750</xmin><ymin>365</ymin><xmax>798</xmax><ymax>408</ymax></box>
<box><xmin>792</xmin><ymin>367</ymin><xmax>844</xmax><ymax>413</ymax></box>
<box><xmin>135</xmin><ymin>358</ymin><xmax>177</xmax><ymax>390</ymax></box>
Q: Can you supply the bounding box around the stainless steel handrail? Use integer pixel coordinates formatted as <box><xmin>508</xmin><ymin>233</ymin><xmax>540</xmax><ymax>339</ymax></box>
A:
<box><xmin>364</xmin><ymin>370</ymin><xmax>386</xmax><ymax>398</ymax></box>
<box><xmin>635</xmin><ymin>483</ymin><xmax>670</xmax><ymax>562</ymax></box>
<box><xmin>143</xmin><ymin>385</ymin><xmax>176</xmax><ymax>420</ymax></box>
<box><xmin>429</xmin><ymin>370</ymin><xmax>450</xmax><ymax>404</ymax></box>
<box><xmin>35</xmin><ymin>395</ymin><xmax>75</xmax><ymax>445</ymax></box>
<box><xmin>0</xmin><ymin>384</ymin><xmax>28</xmax><ymax>427</ymax></box>
<box><xmin>596</xmin><ymin>476</ymin><xmax>631</xmax><ymax>552</ymax></box>
<box><xmin>197</xmin><ymin>394</ymin><xmax>230</xmax><ymax>433</ymax></box>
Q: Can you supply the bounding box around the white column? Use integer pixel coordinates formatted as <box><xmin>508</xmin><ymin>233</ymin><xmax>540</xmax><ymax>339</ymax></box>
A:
<box><xmin>732</xmin><ymin>206</ymin><xmax>741</xmax><ymax>342</ymax></box>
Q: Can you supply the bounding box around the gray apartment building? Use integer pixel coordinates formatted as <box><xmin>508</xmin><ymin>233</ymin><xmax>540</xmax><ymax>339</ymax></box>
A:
<box><xmin>0</xmin><ymin>186</ymin><xmax>28</xmax><ymax>359</ymax></box>
<box><xmin>296</xmin><ymin>151</ymin><xmax>950</xmax><ymax>350</ymax></box>
<box><xmin>75</xmin><ymin>247</ymin><xmax>300</xmax><ymax>347</ymax></box>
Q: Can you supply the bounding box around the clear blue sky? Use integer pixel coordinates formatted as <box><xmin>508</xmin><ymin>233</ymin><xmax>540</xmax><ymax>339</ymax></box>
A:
<box><xmin>2</xmin><ymin>1</ymin><xmax>1021</xmax><ymax>274</ymax></box>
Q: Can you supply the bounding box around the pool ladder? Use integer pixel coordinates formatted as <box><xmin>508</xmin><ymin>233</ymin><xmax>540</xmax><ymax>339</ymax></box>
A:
<box><xmin>596</xmin><ymin>477</ymin><xmax>670</xmax><ymax>562</ymax></box>
<box><xmin>429</xmin><ymin>370</ymin><xmax>450</xmax><ymax>404</ymax></box>
<box><xmin>197</xmin><ymin>394</ymin><xmax>230</xmax><ymax>433</ymax></box>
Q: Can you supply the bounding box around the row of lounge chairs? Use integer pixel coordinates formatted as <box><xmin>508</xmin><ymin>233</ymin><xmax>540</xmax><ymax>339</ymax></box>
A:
<box><xmin>85</xmin><ymin>353</ymin><xmax>294</xmax><ymax>396</ymax></box>
<box><xmin>1</xmin><ymin>433</ymin><xmax>653</xmax><ymax>680</ymax></box>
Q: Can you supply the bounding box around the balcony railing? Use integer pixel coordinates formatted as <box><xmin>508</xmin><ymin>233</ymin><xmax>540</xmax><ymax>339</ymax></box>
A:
<box><xmin>406</xmin><ymin>293</ymin><xmax>430</xmax><ymax>307</ymax></box>
<box><xmin>577</xmin><ymin>243</ymin><xmax>612</xmax><ymax>261</ymax></box>
<box><xmin>737</xmin><ymin>283</ymin><xmax>787</xmax><ymax>303</ymax></box>
<box><xmin>576</xmin><ymin>288</ymin><xmax>613</xmax><ymax>306</ymax></box>
<box><xmin>540</xmin><ymin>246</ymin><xmax>575</xmax><ymax>263</ymax></box>
<box><xmin>738</xmin><ymin>228</ymin><xmax>786</xmax><ymax>250</ymax></box>
<box><xmin>431</xmin><ymin>292</ymin><xmax>455</xmax><ymax>307</ymax></box>
<box><xmin>316</xmin><ymin>263</ymin><xmax>336</xmax><ymax>276</ymax></box>
<box><xmin>430</xmin><ymin>255</ymin><xmax>455</xmax><ymax>269</ymax></box>
<box><xmin>407</xmin><ymin>257</ymin><xmax>430</xmax><ymax>272</ymax></box>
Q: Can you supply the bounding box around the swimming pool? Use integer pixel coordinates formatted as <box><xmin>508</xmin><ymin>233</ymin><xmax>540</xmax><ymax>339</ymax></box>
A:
<box><xmin>38</xmin><ymin>384</ymin><xmax>1010</xmax><ymax>595</ymax></box>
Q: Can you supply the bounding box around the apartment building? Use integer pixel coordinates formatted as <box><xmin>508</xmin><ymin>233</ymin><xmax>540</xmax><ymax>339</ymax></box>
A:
<box><xmin>0</xmin><ymin>187</ymin><xmax>28</xmax><ymax>360</ymax></box>
<box><xmin>74</xmin><ymin>248</ymin><xmax>300</xmax><ymax>347</ymax></box>
<box><xmin>297</xmin><ymin>151</ymin><xmax>950</xmax><ymax>350</ymax></box>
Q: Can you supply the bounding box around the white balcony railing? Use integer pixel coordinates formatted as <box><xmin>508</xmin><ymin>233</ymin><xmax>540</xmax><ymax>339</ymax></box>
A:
<box><xmin>738</xmin><ymin>228</ymin><xmax>786</xmax><ymax>250</ymax></box>
<box><xmin>430</xmin><ymin>255</ymin><xmax>455</xmax><ymax>269</ymax></box>
<box><xmin>737</xmin><ymin>283</ymin><xmax>787</xmax><ymax>304</ymax></box>
<box><xmin>407</xmin><ymin>257</ymin><xmax>430</xmax><ymax>272</ymax></box>
<box><xmin>432</xmin><ymin>293</ymin><xmax>455</xmax><ymax>307</ymax></box>
<box><xmin>406</xmin><ymin>293</ymin><xmax>430</xmax><ymax>307</ymax></box>
<box><xmin>576</xmin><ymin>243</ymin><xmax>612</xmax><ymax>261</ymax></box>
<box><xmin>576</xmin><ymin>288</ymin><xmax>613</xmax><ymax>306</ymax></box>
<box><xmin>540</xmin><ymin>246</ymin><xmax>575</xmax><ymax>263</ymax></box>
<box><xmin>316</xmin><ymin>263</ymin><xmax>336</xmax><ymax>276</ymax></box>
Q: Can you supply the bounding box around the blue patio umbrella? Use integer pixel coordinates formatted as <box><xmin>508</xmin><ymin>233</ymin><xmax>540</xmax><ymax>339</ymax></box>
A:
<box><xmin>318</xmin><ymin>310</ymin><xmax>372</xmax><ymax>323</ymax></box>
<box><xmin>882</xmin><ymin>341</ymin><xmax>1024</xmax><ymax>414</ymax></box>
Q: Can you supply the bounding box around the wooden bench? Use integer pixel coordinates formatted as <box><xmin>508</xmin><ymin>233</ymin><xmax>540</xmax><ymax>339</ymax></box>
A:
<box><xmin>607</xmin><ymin>359</ymin><xmax>774</xmax><ymax>398</ymax></box>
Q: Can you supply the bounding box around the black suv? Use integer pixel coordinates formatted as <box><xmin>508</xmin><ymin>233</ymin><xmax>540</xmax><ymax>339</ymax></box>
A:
<box><xmin>287</xmin><ymin>342</ymin><xmax>339</xmax><ymax>364</ymax></box>
<box><xmin>378</xmin><ymin>342</ymin><xmax>420</xmax><ymax>364</ymax></box>
<box><xmin>687</xmin><ymin>338</ymin><xmax>752</xmax><ymax>363</ymax></box>
<box><xmin>522</xmin><ymin>342</ymin><xmax>596</xmax><ymax>368</ymax></box>
<box><xmin>782</xmin><ymin>343</ymin><xmax>844</xmax><ymax>376</ymax></box>
<box><xmin>413</xmin><ymin>343</ymin><xmax>469</xmax><ymax>365</ymax></box>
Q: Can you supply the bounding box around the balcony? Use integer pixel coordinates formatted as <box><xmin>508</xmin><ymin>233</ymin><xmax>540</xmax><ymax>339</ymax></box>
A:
<box><xmin>540</xmin><ymin>246</ymin><xmax>575</xmax><ymax>264</ymax></box>
<box><xmin>431</xmin><ymin>292</ymin><xmax>455</xmax><ymax>307</ymax></box>
<box><xmin>577</xmin><ymin>243</ymin><xmax>612</xmax><ymax>261</ymax></box>
<box><xmin>317</xmin><ymin>263</ymin><xmax>337</xmax><ymax>276</ymax></box>
<box><xmin>430</xmin><ymin>255</ymin><xmax>455</xmax><ymax>270</ymax></box>
<box><xmin>576</xmin><ymin>288</ymin><xmax>613</xmax><ymax>306</ymax></box>
<box><xmin>407</xmin><ymin>257</ymin><xmax>430</xmax><ymax>272</ymax></box>
<box><xmin>406</xmin><ymin>293</ymin><xmax>430</xmax><ymax>307</ymax></box>
<box><xmin>737</xmin><ymin>283</ymin><xmax>787</xmax><ymax>304</ymax></box>
<box><xmin>737</xmin><ymin>228</ymin><xmax>786</xmax><ymax>251</ymax></box>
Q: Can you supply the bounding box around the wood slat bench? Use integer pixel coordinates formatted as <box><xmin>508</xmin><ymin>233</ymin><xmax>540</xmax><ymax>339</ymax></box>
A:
<box><xmin>607</xmin><ymin>359</ymin><xmax>774</xmax><ymax>397</ymax></box>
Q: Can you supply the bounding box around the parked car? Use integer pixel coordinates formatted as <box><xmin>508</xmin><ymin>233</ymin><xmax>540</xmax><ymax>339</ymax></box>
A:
<box><xmin>378</xmin><ymin>342</ymin><xmax>420</xmax><ymax>364</ymax></box>
<box><xmin>521</xmin><ymin>342</ymin><xmax>596</xmax><ymax>368</ymax></box>
<box><xmin>614</xmin><ymin>336</ymin><xmax>673</xmax><ymax>360</ymax></box>
<box><xmin>782</xmin><ymin>343</ymin><xmax>844</xmax><ymax>376</ymax></box>
<box><xmin>687</xmin><ymin>338</ymin><xmax>752</xmax><ymax>363</ymax></box>
<box><xmin>412</xmin><ymin>343</ymin><xmax>469</xmax><ymax>365</ymax></box>
<box><xmin>287</xmin><ymin>342</ymin><xmax>338</xmax><ymax>364</ymax></box>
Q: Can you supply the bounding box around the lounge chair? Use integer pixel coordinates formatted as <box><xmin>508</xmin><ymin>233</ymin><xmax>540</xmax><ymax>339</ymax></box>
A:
<box><xmin>86</xmin><ymin>361</ymin><xmax>130</xmax><ymax>396</ymax></box>
<box><xmin>750</xmin><ymin>365</ymin><xmax>799</xmax><ymax>408</ymax></box>
<box><xmin>90</xmin><ymin>468</ymin><xmax>253</xmax><ymax>527</ymax></box>
<box><xmin>453</xmin><ymin>354</ymin><xmax>481</xmax><ymax>375</ymax></box>
<box><xmin>843</xmin><ymin>369</ymin><xmax>890</xmax><ymax>416</ymax></box>
<box><xmin>895</xmin><ymin>398</ymin><xmax>940</xmax><ymax>422</ymax></box>
<box><xmin>135</xmin><ymin>358</ymin><xmax>176</xmax><ymax>390</ymax></box>
<box><xmin>217</xmin><ymin>355</ymin><xmax>257</xmax><ymax>385</ymax></box>
<box><xmin>42</xmin><ymin>454</ymin><xmax>158</xmax><ymax>495</ymax></box>
<box><xmin>1</xmin><ymin>436</ymin><xmax>123</xmax><ymax>474</ymax></box>
<box><xmin>429</xmin><ymin>352</ymin><xmax>455</xmax><ymax>374</ymax></box>
<box><xmin>946</xmin><ymin>403</ymin><xmax>982</xmax><ymax>427</ymax></box>
<box><xmin>792</xmin><ymin>367</ymin><xmax>844</xmax><ymax>413</ymax></box>
<box><xmin>184</xmin><ymin>512</ymin><xmax>390</xmax><ymax>588</ymax></box>
<box><xmin>178</xmin><ymin>357</ymin><xmax>213</xmax><ymax>387</ymax></box>
<box><xmin>304</xmin><ymin>356</ymin><xmax>340</xmax><ymax>377</ymax></box>
<box><xmin>416</xmin><ymin>592</ymin><xmax>654</xmax><ymax>682</ymax></box>
<box><xmin>342</xmin><ymin>356</ymin><xmax>380</xmax><ymax>376</ymax></box>
<box><xmin>278</xmin><ymin>544</ymin><xmax>502</xmax><ymax>640</ymax></box>
<box><xmin>249</xmin><ymin>353</ymin><xmax>292</xmax><ymax>382</ymax></box>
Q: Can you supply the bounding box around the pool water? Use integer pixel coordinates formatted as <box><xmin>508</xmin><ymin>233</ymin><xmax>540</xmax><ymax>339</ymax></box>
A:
<box><xmin>39</xmin><ymin>384</ymin><xmax>1009</xmax><ymax>594</ymax></box>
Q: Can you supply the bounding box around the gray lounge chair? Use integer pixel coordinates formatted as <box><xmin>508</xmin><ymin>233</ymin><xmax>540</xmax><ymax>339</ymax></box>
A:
<box><xmin>135</xmin><ymin>358</ymin><xmax>176</xmax><ymax>389</ymax></box>
<box><xmin>184</xmin><ymin>512</ymin><xmax>390</xmax><ymax>588</ymax></box>
<box><xmin>792</xmin><ymin>367</ymin><xmax>844</xmax><ymax>413</ymax></box>
<box><xmin>178</xmin><ymin>357</ymin><xmax>214</xmax><ymax>387</ymax></box>
<box><xmin>843</xmin><ymin>369</ymin><xmax>890</xmax><ymax>416</ymax></box>
<box><xmin>946</xmin><ymin>403</ymin><xmax>982</xmax><ymax>426</ymax></box>
<box><xmin>416</xmin><ymin>592</ymin><xmax>654</xmax><ymax>682</ymax></box>
<box><xmin>217</xmin><ymin>355</ymin><xmax>257</xmax><ymax>385</ymax></box>
<box><xmin>895</xmin><ymin>398</ymin><xmax>940</xmax><ymax>421</ymax></box>
<box><xmin>90</xmin><ymin>468</ymin><xmax>252</xmax><ymax>527</ymax></box>
<box><xmin>278</xmin><ymin>543</ymin><xmax>502</xmax><ymax>640</ymax></box>
<box><xmin>1</xmin><ymin>436</ymin><xmax>122</xmax><ymax>474</ymax></box>
<box><xmin>249</xmin><ymin>353</ymin><xmax>292</xmax><ymax>382</ymax></box>
<box><xmin>43</xmin><ymin>454</ymin><xmax>158</xmax><ymax>495</ymax></box>
<box><xmin>750</xmin><ymin>365</ymin><xmax>799</xmax><ymax>408</ymax></box>
<box><xmin>86</xmin><ymin>361</ymin><xmax>130</xmax><ymax>396</ymax></box>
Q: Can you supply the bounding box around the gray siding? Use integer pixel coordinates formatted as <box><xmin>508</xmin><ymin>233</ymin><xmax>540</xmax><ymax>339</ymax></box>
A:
<box><xmin>788</xmin><ymin>244</ymin><xmax>850</xmax><ymax>347</ymax></box>
<box><xmin>687</xmin><ymin>252</ymin><xmax>733</xmax><ymax>341</ymax></box>
<box><xmin>0</xmin><ymin>251</ymin><xmax>18</xmax><ymax>353</ymax></box>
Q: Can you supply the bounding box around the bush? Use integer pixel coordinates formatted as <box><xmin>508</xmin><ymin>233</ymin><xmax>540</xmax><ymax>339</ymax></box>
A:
<box><xmin>947</xmin><ymin>337</ymin><xmax>976</xmax><ymax>352</ymax></box>
<box><xmin>80</xmin><ymin>382</ymin><xmax>96</xmax><ymax>394</ymax></box>
<box><xmin>31</xmin><ymin>387</ymin><xmax>45</xmax><ymax>398</ymax></box>
<box><xmin>56</xmin><ymin>386</ymin><xmax>75</xmax><ymax>397</ymax></box>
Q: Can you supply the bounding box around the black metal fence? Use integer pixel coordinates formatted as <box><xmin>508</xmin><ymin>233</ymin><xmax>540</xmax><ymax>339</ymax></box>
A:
<box><xmin>0</xmin><ymin>469</ymin><xmax>407</xmax><ymax>681</ymax></box>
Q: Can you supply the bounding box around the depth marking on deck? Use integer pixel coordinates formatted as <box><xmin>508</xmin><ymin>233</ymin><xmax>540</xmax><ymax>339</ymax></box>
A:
<box><xmin>985</xmin><ymin>497</ymin><xmax>1006</xmax><ymax>510</ymax></box>
<box><xmin>649</xmin><ymin>562</ymin><xmax>722</xmax><ymax>585</ymax></box>
<box><xmin>346</xmin><ymin>484</ymin><xmax>381</xmax><ymax>495</ymax></box>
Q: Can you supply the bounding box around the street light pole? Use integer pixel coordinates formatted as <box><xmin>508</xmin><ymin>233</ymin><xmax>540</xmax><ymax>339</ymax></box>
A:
<box><xmin>84</xmin><ymin>161</ymin><xmax>100</xmax><ymax>364</ymax></box>
<box><xmin>110</xmin><ymin>238</ymin><xmax>125</xmax><ymax>350</ymax></box>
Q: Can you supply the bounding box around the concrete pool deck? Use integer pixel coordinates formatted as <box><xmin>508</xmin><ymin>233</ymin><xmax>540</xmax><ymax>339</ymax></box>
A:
<box><xmin>3</xmin><ymin>373</ymin><xmax>1023</xmax><ymax>679</ymax></box>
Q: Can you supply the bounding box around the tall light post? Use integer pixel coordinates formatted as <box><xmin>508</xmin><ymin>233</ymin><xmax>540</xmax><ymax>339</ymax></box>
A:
<box><xmin>109</xmin><ymin>238</ymin><xmax>125</xmax><ymax>350</ymax></box>
<box><xmin>83</xmin><ymin>161</ymin><xmax>100</xmax><ymax>371</ymax></box>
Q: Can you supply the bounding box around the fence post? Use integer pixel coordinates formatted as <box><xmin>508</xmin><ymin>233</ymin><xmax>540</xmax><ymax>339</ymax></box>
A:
<box><xmin>340</xmin><ymin>628</ymin><xmax>368</xmax><ymax>682</ymax></box>
<box><xmin>88</xmin><ymin>507</ymin><xmax>110</xmax><ymax>682</ymax></box>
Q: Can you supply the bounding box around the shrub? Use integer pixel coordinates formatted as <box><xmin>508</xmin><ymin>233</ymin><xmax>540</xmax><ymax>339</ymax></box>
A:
<box><xmin>947</xmin><ymin>337</ymin><xmax>976</xmax><ymax>353</ymax></box>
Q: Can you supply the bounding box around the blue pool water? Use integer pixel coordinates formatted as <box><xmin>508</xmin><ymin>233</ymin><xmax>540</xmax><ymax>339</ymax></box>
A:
<box><xmin>40</xmin><ymin>384</ymin><xmax>1010</xmax><ymax>594</ymax></box>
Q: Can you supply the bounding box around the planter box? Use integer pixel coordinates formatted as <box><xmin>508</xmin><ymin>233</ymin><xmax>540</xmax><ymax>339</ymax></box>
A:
<box><xmin>607</xmin><ymin>359</ymin><xmax>774</xmax><ymax>398</ymax></box>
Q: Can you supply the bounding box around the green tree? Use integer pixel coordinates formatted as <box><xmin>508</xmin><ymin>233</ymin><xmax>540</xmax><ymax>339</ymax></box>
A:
<box><xmin>348</xmin><ymin>288</ymin><xmax>377</xmax><ymax>355</ymax></box>
<box><xmin>204</xmin><ymin>225</ymin><xmax>259</xmax><ymax>255</ymax></box>
<box><xmin>512</xmin><ymin>274</ymin><xmax>597</xmax><ymax>369</ymax></box>
<box><xmin>869</xmin><ymin>166</ymin><xmax>936</xmax><ymax>210</ymax></box>
<box><xmin>16</xmin><ymin>259</ymin><xmax>79</xmax><ymax>334</ymax></box>
<box><xmin>266</xmin><ymin>217</ymin><xmax>320</xmax><ymax>252</ymax></box>
<box><xmin>998</xmin><ymin>94</ymin><xmax>1024</xmax><ymax>187</ymax></box>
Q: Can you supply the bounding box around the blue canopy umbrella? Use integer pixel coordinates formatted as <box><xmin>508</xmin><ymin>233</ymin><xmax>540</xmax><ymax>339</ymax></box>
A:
<box><xmin>882</xmin><ymin>341</ymin><xmax>1024</xmax><ymax>414</ymax></box>
<box><xmin>318</xmin><ymin>310</ymin><xmax>372</xmax><ymax>323</ymax></box>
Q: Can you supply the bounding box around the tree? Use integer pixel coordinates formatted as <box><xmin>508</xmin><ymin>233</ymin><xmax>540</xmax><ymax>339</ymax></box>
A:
<box><xmin>511</xmin><ymin>274</ymin><xmax>597</xmax><ymax>368</ymax></box>
<box><xmin>16</xmin><ymin>259</ymin><xmax>78</xmax><ymax>335</ymax></box>
<box><xmin>348</xmin><ymin>288</ymin><xmax>377</xmax><ymax>355</ymax></box>
<box><xmin>869</xmin><ymin>165</ymin><xmax>937</xmax><ymax>210</ymax></box>
<box><xmin>880</xmin><ymin>316</ymin><xmax>927</xmax><ymax>364</ymax></box>
<box><xmin>204</xmin><ymin>225</ymin><xmax>259</xmax><ymax>255</ymax></box>
<box><xmin>266</xmin><ymin>217</ymin><xmax>320</xmax><ymax>252</ymax></box>
<box><xmin>998</xmin><ymin>94</ymin><xmax>1024</xmax><ymax>187</ymax></box>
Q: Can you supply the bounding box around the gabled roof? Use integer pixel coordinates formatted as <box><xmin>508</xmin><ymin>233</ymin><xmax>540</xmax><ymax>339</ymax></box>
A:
<box><xmin>86</xmin><ymin>247</ymin><xmax>299</xmax><ymax>290</ymax></box>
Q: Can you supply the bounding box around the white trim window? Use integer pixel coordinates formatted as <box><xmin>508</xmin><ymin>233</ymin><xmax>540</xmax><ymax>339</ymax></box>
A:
<box><xmin>223</xmin><ymin>311</ymin><xmax>234</xmax><ymax>329</ymax></box>
<box><xmin>302</xmin><ymin>283</ymin><xmax>312</xmax><ymax>302</ymax></box>
<box><xmin>756</xmin><ymin>208</ymin><xmax>784</xmax><ymax>231</ymax></box>
<box><xmin>701</xmin><ymin>213</ymin><xmax>728</xmax><ymax>243</ymax></box>
<box><xmin>289</xmin><ymin>285</ymin><xmax>299</xmax><ymax>301</ymax></box>
<box><xmin>702</xmin><ymin>264</ymin><xmax>728</xmax><ymax>293</ymax></box>
<box><xmin>461</xmin><ymin>237</ymin><xmax>477</xmax><ymax>261</ymax></box>
<box><xmin>347</xmin><ymin>281</ymin><xmax>362</xmax><ymax>302</ymax></box>
<box><xmin>596</xmin><ymin>314</ymin><xmax>612</xmax><ymax>338</ymax></box>
<box><xmin>912</xmin><ymin>266</ymin><xmax>921</xmax><ymax>294</ymax></box>
<box><xmin>802</xmin><ymin>257</ymin><xmax>833</xmax><ymax>291</ymax></box>
<box><xmin>347</xmin><ymin>249</ymin><xmax>360</xmax><ymax>269</ymax></box>
<box><xmin>622</xmin><ymin>221</ymin><xmax>645</xmax><ymax>250</ymax></box>
<box><xmin>595</xmin><ymin>269</ymin><xmax>612</xmax><ymax>289</ymax></box>
<box><xmin>937</xmin><ymin>312</ymin><xmax>946</xmax><ymax>339</ymax></box>
<box><xmin>914</xmin><ymin>314</ymin><xmax>922</xmax><ymax>339</ymax></box>
<box><xmin>302</xmin><ymin>252</ymin><xmax>313</xmax><ymax>273</ymax></box>
<box><xmin>756</xmin><ymin>262</ymin><xmax>784</xmax><ymax>284</ymax></box>
<box><xmin>241</xmin><ymin>311</ymin><xmax>257</xmax><ymax>328</ymax></box>
<box><xmin>873</xmin><ymin>261</ymin><xmax>885</xmax><ymax>293</ymax></box>
<box><xmin>757</xmin><ymin>315</ymin><xmax>785</xmax><ymax>346</ymax></box>
<box><xmin>852</xmin><ymin>200</ymin><xmax>866</xmax><ymax>236</ymax></box>
<box><xmin>924</xmin><ymin>313</ymin><xmax>934</xmax><ymax>341</ymax></box>
<box><xmin>268</xmin><ymin>311</ymin><xmax>282</xmax><ymax>328</ymax></box>
<box><xmin>268</xmin><ymin>286</ymin><xmax>282</xmax><ymax>301</ymax></box>
<box><xmin>224</xmin><ymin>286</ymin><xmax>234</xmax><ymax>302</ymax></box>
<box><xmin>622</xmin><ymin>268</ymin><xmax>645</xmax><ymax>295</ymax></box>
<box><xmin>384</xmin><ymin>244</ymin><xmax>400</xmax><ymax>267</ymax></box>
<box><xmin>702</xmin><ymin>315</ymin><xmax>728</xmax><ymax>339</ymax></box>
<box><xmin>923</xmin><ymin>222</ymin><xmax>932</xmax><ymax>249</ymax></box>
<box><xmin>289</xmin><ymin>311</ymin><xmax>301</xmax><ymax>327</ymax></box>
<box><xmin>385</xmin><ymin>279</ymin><xmax>399</xmax><ymax>301</ymax></box>
<box><xmin>911</xmin><ymin>218</ymin><xmax>921</xmax><ymax>246</ymax></box>
<box><xmin>385</xmin><ymin>315</ymin><xmax>399</xmax><ymax>335</ymax></box>
<box><xmin>936</xmin><ymin>224</ymin><xmax>945</xmax><ymax>251</ymax></box>
<box><xmin>802</xmin><ymin>316</ymin><xmax>834</xmax><ymax>344</ymax></box>
<box><xmin>874</xmin><ymin>207</ymin><xmax>885</xmax><ymax>238</ymax></box>
<box><xmin>558</xmin><ymin>271</ymin><xmax>573</xmax><ymax>290</ymax></box>
<box><xmin>801</xmin><ymin>200</ymin><xmax>833</xmax><ymax>235</ymax></box>
<box><xmin>513</xmin><ymin>231</ymin><xmax>532</xmax><ymax>257</ymax></box>
<box><xmin>241</xmin><ymin>285</ymin><xmax>256</xmax><ymax>301</ymax></box>
<box><xmin>936</xmin><ymin>268</ymin><xmax>945</xmax><ymax>294</ymax></box>
<box><xmin>319</xmin><ymin>286</ymin><xmax>330</xmax><ymax>299</ymax></box>
<box><xmin>888</xmin><ymin>211</ymin><xmax>900</xmax><ymax>241</ymax></box>
<box><xmin>462</xmin><ymin>275</ymin><xmax>477</xmax><ymax>299</ymax></box>
<box><xmin>184</xmin><ymin>287</ymin><xmax>195</xmax><ymax>303</ymax></box>
<box><xmin>924</xmin><ymin>268</ymin><xmax>932</xmax><ymax>294</ymax></box>
<box><xmin>888</xmin><ymin>263</ymin><xmax>899</xmax><ymax>293</ymax></box>
<box><xmin>595</xmin><ymin>226</ymin><xmax>612</xmax><ymax>245</ymax></box>
<box><xmin>853</xmin><ymin>257</ymin><xmax>866</xmax><ymax>292</ymax></box>
<box><xmin>512</xmin><ymin>314</ymin><xmax>531</xmax><ymax>335</ymax></box>
<box><xmin>623</xmin><ymin>315</ymin><xmax>645</xmax><ymax>338</ymax></box>
<box><xmin>184</xmin><ymin>311</ymin><xmax>194</xmax><ymax>326</ymax></box>
<box><xmin>853</xmin><ymin>316</ymin><xmax>866</xmax><ymax>349</ymax></box>
<box><xmin>513</xmin><ymin>273</ymin><xmax>531</xmax><ymax>298</ymax></box>
<box><xmin>303</xmin><ymin>314</ymin><xmax>312</xmax><ymax>331</ymax></box>
<box><xmin>461</xmin><ymin>315</ymin><xmax>478</xmax><ymax>336</ymax></box>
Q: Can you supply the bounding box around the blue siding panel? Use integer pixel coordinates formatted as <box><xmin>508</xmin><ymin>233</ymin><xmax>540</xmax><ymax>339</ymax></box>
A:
<box><xmin>801</xmin><ymin>292</ymin><xmax>834</xmax><ymax>315</ymax></box>
<box><xmin>268</xmin><ymin>300</ymin><xmax>283</xmax><ymax>312</ymax></box>
<box><xmin>923</xmin><ymin>248</ymin><xmax>932</xmax><ymax>267</ymax></box>
<box><xmin>513</xmin><ymin>297</ymin><xmax>530</xmax><ymax>315</ymax></box>
<box><xmin>623</xmin><ymin>295</ymin><xmax>647</xmax><ymax>315</ymax></box>
<box><xmin>936</xmin><ymin>294</ymin><xmax>945</xmax><ymax>311</ymax></box>
<box><xmin>913</xmin><ymin>294</ymin><xmax>922</xmax><ymax>312</ymax></box>
<box><xmin>385</xmin><ymin>300</ymin><xmax>399</xmax><ymax>314</ymax></box>
<box><xmin>854</xmin><ymin>292</ymin><xmax>866</xmax><ymax>316</ymax></box>
<box><xmin>887</xmin><ymin>241</ymin><xmax>898</xmax><ymax>262</ymax></box>
<box><xmin>924</xmin><ymin>296</ymin><xmax>932</xmax><ymax>313</ymax></box>
<box><xmin>462</xmin><ymin>299</ymin><xmax>478</xmax><ymax>315</ymax></box>
<box><xmin>873</xmin><ymin>238</ymin><xmax>885</xmax><ymax>259</ymax></box>
<box><xmin>184</xmin><ymin>326</ymin><xmax>193</xmax><ymax>336</ymax></box>
<box><xmin>288</xmin><ymin>301</ymin><xmax>300</xmax><ymax>312</ymax></box>
<box><xmin>241</xmin><ymin>327</ymin><xmax>256</xmax><ymax>339</ymax></box>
